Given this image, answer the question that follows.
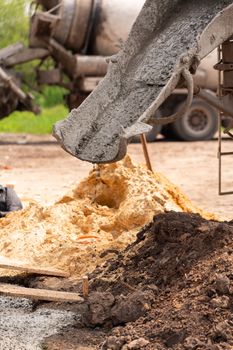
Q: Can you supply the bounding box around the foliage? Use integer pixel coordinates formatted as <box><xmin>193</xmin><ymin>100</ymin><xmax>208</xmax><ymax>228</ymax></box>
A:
<box><xmin>35</xmin><ymin>86</ymin><xmax>68</xmax><ymax>108</ymax></box>
<box><xmin>0</xmin><ymin>0</ymin><xmax>30</xmax><ymax>49</ymax></box>
<box><xmin>0</xmin><ymin>0</ymin><xmax>67</xmax><ymax>109</ymax></box>
<box><xmin>0</xmin><ymin>105</ymin><xmax>68</xmax><ymax>134</ymax></box>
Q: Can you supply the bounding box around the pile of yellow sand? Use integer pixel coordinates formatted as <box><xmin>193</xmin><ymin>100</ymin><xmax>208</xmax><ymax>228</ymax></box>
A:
<box><xmin>0</xmin><ymin>156</ymin><xmax>216</xmax><ymax>277</ymax></box>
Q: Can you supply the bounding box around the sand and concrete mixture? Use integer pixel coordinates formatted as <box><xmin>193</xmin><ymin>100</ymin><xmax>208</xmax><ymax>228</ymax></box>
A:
<box><xmin>0</xmin><ymin>156</ymin><xmax>216</xmax><ymax>278</ymax></box>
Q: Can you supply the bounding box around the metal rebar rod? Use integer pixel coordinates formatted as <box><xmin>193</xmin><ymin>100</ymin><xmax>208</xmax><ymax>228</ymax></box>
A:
<box><xmin>140</xmin><ymin>134</ymin><xmax>153</xmax><ymax>172</ymax></box>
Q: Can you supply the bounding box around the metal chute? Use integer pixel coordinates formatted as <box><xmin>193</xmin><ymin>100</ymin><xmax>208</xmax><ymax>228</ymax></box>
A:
<box><xmin>54</xmin><ymin>0</ymin><xmax>233</xmax><ymax>163</ymax></box>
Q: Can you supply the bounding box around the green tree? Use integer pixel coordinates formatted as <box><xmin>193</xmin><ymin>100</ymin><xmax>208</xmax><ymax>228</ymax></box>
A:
<box><xmin>0</xmin><ymin>0</ymin><xmax>30</xmax><ymax>48</ymax></box>
<box><xmin>0</xmin><ymin>0</ymin><xmax>67</xmax><ymax>108</ymax></box>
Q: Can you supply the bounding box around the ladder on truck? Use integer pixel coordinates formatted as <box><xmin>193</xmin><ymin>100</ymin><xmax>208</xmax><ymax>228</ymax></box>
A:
<box><xmin>216</xmin><ymin>42</ymin><xmax>233</xmax><ymax>195</ymax></box>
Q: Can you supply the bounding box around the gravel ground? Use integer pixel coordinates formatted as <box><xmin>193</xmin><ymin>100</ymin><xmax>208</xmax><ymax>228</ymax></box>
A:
<box><xmin>0</xmin><ymin>296</ymin><xmax>78</xmax><ymax>350</ymax></box>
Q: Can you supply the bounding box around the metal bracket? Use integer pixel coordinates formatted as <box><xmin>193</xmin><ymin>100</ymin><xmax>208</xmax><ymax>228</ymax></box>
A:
<box><xmin>214</xmin><ymin>60</ymin><xmax>233</xmax><ymax>71</ymax></box>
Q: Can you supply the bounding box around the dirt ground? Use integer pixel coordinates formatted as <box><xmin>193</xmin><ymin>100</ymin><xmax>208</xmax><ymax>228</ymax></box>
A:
<box><xmin>0</xmin><ymin>133</ymin><xmax>232</xmax><ymax>350</ymax></box>
<box><xmin>0</xmin><ymin>133</ymin><xmax>232</xmax><ymax>219</ymax></box>
<box><xmin>41</xmin><ymin>211</ymin><xmax>233</xmax><ymax>350</ymax></box>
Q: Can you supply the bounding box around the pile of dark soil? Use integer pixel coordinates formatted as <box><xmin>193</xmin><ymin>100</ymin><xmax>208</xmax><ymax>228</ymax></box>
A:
<box><xmin>43</xmin><ymin>211</ymin><xmax>233</xmax><ymax>349</ymax></box>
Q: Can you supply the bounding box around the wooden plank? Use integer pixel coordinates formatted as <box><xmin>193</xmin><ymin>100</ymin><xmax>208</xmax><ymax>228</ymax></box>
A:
<box><xmin>0</xmin><ymin>43</ymin><xmax>24</xmax><ymax>61</ymax></box>
<box><xmin>0</xmin><ymin>283</ymin><xmax>84</xmax><ymax>303</ymax></box>
<box><xmin>4</xmin><ymin>48</ymin><xmax>49</xmax><ymax>67</ymax></box>
<box><xmin>0</xmin><ymin>256</ymin><xmax>69</xmax><ymax>278</ymax></box>
<box><xmin>82</xmin><ymin>276</ymin><xmax>89</xmax><ymax>297</ymax></box>
<box><xmin>0</xmin><ymin>67</ymin><xmax>26</xmax><ymax>100</ymax></box>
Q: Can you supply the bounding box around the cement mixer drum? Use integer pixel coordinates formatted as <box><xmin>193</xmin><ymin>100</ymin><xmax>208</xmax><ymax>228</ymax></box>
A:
<box><xmin>34</xmin><ymin>0</ymin><xmax>145</xmax><ymax>55</ymax></box>
<box><xmin>92</xmin><ymin>0</ymin><xmax>146</xmax><ymax>55</ymax></box>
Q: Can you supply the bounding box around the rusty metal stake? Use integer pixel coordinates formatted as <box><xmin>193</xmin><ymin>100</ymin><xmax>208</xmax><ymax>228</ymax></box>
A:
<box><xmin>82</xmin><ymin>276</ymin><xmax>89</xmax><ymax>298</ymax></box>
<box><xmin>140</xmin><ymin>134</ymin><xmax>153</xmax><ymax>172</ymax></box>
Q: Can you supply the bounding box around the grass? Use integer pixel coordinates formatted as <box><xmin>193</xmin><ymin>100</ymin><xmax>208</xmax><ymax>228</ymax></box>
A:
<box><xmin>0</xmin><ymin>104</ymin><xmax>69</xmax><ymax>135</ymax></box>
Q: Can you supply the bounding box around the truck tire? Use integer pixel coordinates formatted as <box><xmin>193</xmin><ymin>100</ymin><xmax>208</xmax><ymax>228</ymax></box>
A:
<box><xmin>171</xmin><ymin>98</ymin><xmax>218</xmax><ymax>141</ymax></box>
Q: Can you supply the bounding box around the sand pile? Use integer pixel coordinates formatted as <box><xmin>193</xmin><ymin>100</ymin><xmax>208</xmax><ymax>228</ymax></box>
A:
<box><xmin>0</xmin><ymin>156</ymin><xmax>215</xmax><ymax>277</ymax></box>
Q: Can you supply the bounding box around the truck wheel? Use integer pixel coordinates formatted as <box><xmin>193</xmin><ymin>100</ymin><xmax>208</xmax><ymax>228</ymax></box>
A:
<box><xmin>171</xmin><ymin>98</ymin><xmax>218</xmax><ymax>141</ymax></box>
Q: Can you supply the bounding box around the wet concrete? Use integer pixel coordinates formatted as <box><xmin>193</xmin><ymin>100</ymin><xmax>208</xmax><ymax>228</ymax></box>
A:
<box><xmin>0</xmin><ymin>296</ymin><xmax>78</xmax><ymax>350</ymax></box>
<box><xmin>54</xmin><ymin>0</ymin><xmax>233</xmax><ymax>164</ymax></box>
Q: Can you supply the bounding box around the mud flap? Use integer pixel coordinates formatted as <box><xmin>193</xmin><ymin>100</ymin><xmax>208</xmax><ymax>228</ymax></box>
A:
<box><xmin>54</xmin><ymin>0</ymin><xmax>233</xmax><ymax>163</ymax></box>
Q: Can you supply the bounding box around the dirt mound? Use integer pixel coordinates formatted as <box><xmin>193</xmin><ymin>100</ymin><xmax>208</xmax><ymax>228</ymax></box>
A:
<box><xmin>0</xmin><ymin>156</ymin><xmax>214</xmax><ymax>277</ymax></box>
<box><xmin>44</xmin><ymin>212</ymin><xmax>233</xmax><ymax>350</ymax></box>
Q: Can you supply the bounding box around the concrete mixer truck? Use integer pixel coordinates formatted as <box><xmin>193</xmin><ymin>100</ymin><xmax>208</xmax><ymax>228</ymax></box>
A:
<box><xmin>0</xmin><ymin>0</ymin><xmax>222</xmax><ymax>141</ymax></box>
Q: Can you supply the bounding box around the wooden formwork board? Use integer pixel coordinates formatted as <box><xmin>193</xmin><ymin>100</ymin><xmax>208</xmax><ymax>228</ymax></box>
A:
<box><xmin>0</xmin><ymin>256</ymin><xmax>69</xmax><ymax>278</ymax></box>
<box><xmin>0</xmin><ymin>283</ymin><xmax>84</xmax><ymax>303</ymax></box>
